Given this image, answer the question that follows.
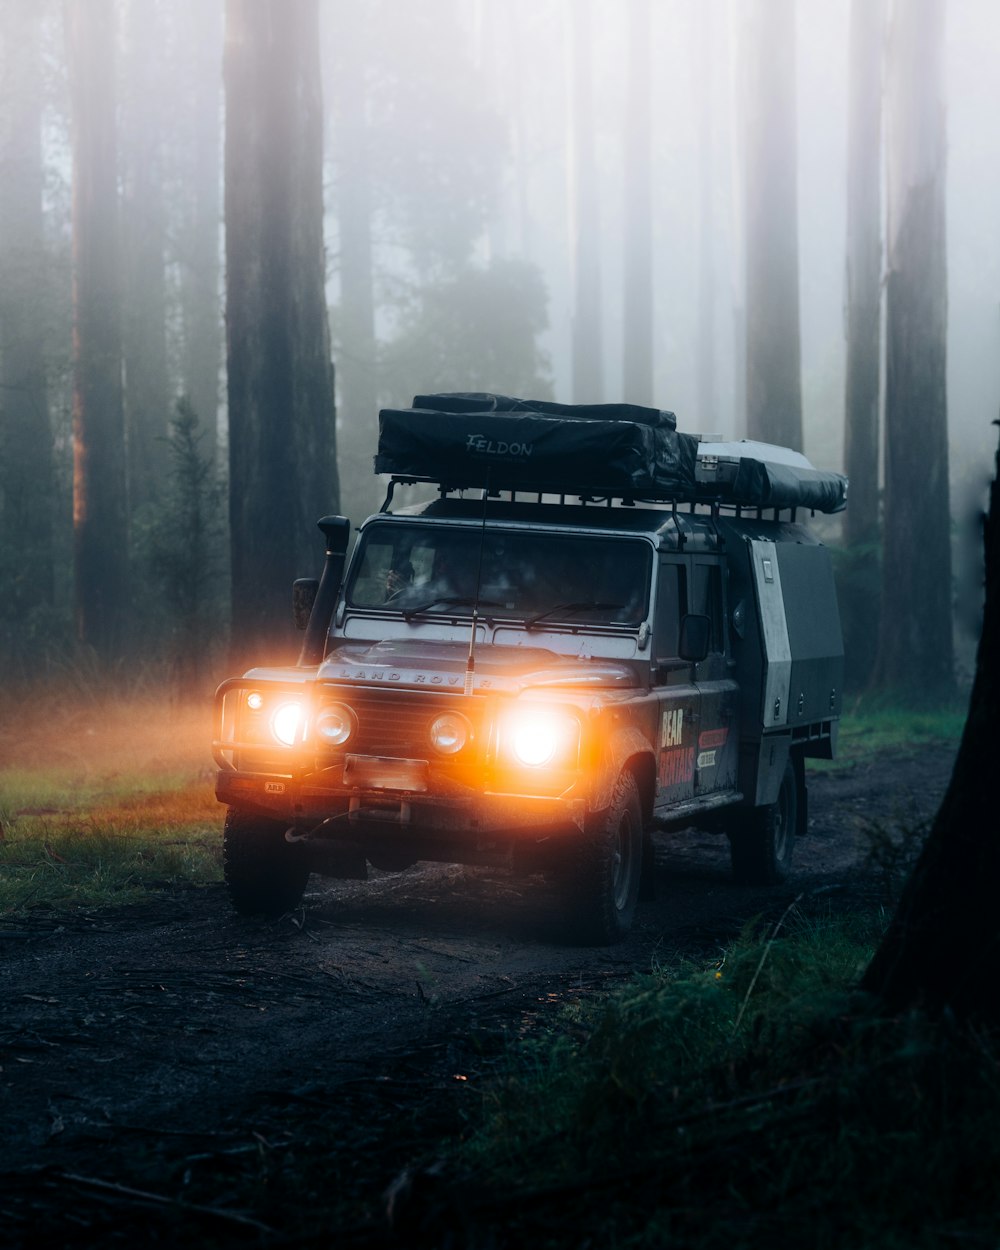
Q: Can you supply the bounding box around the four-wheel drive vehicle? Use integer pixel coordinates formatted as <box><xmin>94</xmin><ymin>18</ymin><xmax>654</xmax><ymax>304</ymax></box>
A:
<box><xmin>213</xmin><ymin>394</ymin><xmax>847</xmax><ymax>943</ymax></box>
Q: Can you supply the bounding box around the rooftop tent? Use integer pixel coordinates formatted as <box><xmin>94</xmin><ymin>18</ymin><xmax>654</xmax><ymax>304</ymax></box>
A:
<box><xmin>374</xmin><ymin>394</ymin><xmax>848</xmax><ymax>513</ymax></box>
<box><xmin>376</xmin><ymin>394</ymin><xmax>695</xmax><ymax>497</ymax></box>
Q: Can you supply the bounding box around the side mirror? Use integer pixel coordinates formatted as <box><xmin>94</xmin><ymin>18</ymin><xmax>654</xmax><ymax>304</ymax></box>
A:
<box><xmin>679</xmin><ymin>613</ymin><xmax>711</xmax><ymax>663</ymax></box>
<box><xmin>292</xmin><ymin>578</ymin><xmax>319</xmax><ymax>630</ymax></box>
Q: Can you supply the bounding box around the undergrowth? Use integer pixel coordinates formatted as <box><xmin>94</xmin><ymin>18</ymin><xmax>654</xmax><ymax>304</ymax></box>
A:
<box><xmin>438</xmin><ymin>907</ymin><xmax>1000</xmax><ymax>1248</ymax></box>
<box><xmin>0</xmin><ymin>693</ymin><xmax>222</xmax><ymax>912</ymax></box>
<box><xmin>811</xmin><ymin>697</ymin><xmax>965</xmax><ymax>771</ymax></box>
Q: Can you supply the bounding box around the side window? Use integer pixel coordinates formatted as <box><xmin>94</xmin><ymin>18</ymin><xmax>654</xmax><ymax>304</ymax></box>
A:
<box><xmin>690</xmin><ymin>562</ymin><xmax>724</xmax><ymax>654</ymax></box>
<box><xmin>653</xmin><ymin>562</ymin><xmax>685</xmax><ymax>659</ymax></box>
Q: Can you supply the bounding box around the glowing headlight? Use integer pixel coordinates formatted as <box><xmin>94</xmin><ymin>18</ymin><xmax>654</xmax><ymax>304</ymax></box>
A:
<box><xmin>271</xmin><ymin>701</ymin><xmax>304</xmax><ymax>747</ymax></box>
<box><xmin>246</xmin><ymin>691</ymin><xmax>264</xmax><ymax>711</ymax></box>
<box><xmin>316</xmin><ymin>702</ymin><xmax>356</xmax><ymax>747</ymax></box>
<box><xmin>429</xmin><ymin>711</ymin><xmax>471</xmax><ymax>755</ymax></box>
<box><xmin>507</xmin><ymin>709</ymin><xmax>578</xmax><ymax>768</ymax></box>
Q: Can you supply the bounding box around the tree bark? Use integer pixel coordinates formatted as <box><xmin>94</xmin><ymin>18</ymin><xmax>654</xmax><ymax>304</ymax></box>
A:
<box><xmin>743</xmin><ymin>0</ymin><xmax>802</xmax><ymax>450</ymax></box>
<box><xmin>843</xmin><ymin>0</ymin><xmax>884</xmax><ymax>548</ymax></box>
<box><xmin>863</xmin><ymin>425</ymin><xmax>1000</xmax><ymax>1021</ymax></box>
<box><xmin>66</xmin><ymin>0</ymin><xmax>129</xmax><ymax>658</ymax></box>
<box><xmin>176</xmin><ymin>0</ymin><xmax>223</xmax><ymax>465</ymax></box>
<box><xmin>570</xmin><ymin>0</ymin><xmax>602</xmax><ymax>405</ymax></box>
<box><xmin>330</xmin><ymin>4</ymin><xmax>381</xmax><ymax>525</ymax></box>
<box><xmin>622</xmin><ymin>0</ymin><xmax>652</xmax><ymax>408</ymax></box>
<box><xmin>871</xmin><ymin>0</ymin><xmax>953</xmax><ymax>697</ymax></box>
<box><xmin>120</xmin><ymin>0</ymin><xmax>171</xmax><ymax>512</ymax></box>
<box><xmin>225</xmin><ymin>0</ymin><xmax>339</xmax><ymax>667</ymax></box>
<box><xmin>0</xmin><ymin>0</ymin><xmax>53</xmax><ymax>626</ymax></box>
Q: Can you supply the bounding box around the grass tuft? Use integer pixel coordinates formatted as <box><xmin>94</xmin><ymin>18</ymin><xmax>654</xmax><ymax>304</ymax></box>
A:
<box><xmin>0</xmin><ymin>692</ymin><xmax>222</xmax><ymax>913</ymax></box>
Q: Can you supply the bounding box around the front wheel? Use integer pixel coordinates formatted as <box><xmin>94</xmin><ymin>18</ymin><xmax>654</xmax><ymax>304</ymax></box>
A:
<box><xmin>728</xmin><ymin>759</ymin><xmax>798</xmax><ymax>886</ymax></box>
<box><xmin>560</xmin><ymin>771</ymin><xmax>644</xmax><ymax>945</ymax></box>
<box><xmin>223</xmin><ymin>808</ymin><xmax>310</xmax><ymax>916</ymax></box>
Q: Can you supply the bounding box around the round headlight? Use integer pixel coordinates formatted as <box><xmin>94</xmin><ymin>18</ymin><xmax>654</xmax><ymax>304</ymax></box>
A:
<box><xmin>246</xmin><ymin>691</ymin><xmax>264</xmax><ymax>711</ymax></box>
<box><xmin>271</xmin><ymin>701</ymin><xmax>303</xmax><ymax>747</ymax></box>
<box><xmin>430</xmin><ymin>711</ymin><xmax>471</xmax><ymax>755</ymax></box>
<box><xmin>316</xmin><ymin>703</ymin><xmax>356</xmax><ymax>747</ymax></box>
<box><xmin>511</xmin><ymin>719</ymin><xmax>558</xmax><ymax>767</ymax></box>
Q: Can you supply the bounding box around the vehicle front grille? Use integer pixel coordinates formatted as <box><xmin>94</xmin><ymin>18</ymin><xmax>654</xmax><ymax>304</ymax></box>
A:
<box><xmin>320</xmin><ymin>685</ymin><xmax>484</xmax><ymax>759</ymax></box>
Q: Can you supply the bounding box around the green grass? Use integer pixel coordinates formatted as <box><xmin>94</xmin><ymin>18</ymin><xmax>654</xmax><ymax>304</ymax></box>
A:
<box><xmin>812</xmin><ymin>696</ymin><xmax>966</xmax><ymax>770</ymax></box>
<box><xmin>0</xmin><ymin>694</ymin><xmax>223</xmax><ymax>913</ymax></box>
<box><xmin>442</xmin><ymin>907</ymin><xmax>1000</xmax><ymax>1247</ymax></box>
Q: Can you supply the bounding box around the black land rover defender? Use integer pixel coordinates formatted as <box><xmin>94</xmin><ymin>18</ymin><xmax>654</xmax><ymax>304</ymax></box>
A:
<box><xmin>213</xmin><ymin>394</ymin><xmax>846</xmax><ymax>943</ymax></box>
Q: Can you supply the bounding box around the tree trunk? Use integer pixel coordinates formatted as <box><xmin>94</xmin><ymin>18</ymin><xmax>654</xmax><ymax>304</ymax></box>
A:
<box><xmin>695</xmin><ymin>1</ymin><xmax>716</xmax><ymax>429</ymax></box>
<box><xmin>871</xmin><ymin>0</ymin><xmax>953</xmax><ymax>698</ymax></box>
<box><xmin>621</xmin><ymin>0</ymin><xmax>652</xmax><ymax>408</ymax></box>
<box><xmin>570</xmin><ymin>0</ymin><xmax>602</xmax><ymax>404</ymax></box>
<box><xmin>330</xmin><ymin>4</ymin><xmax>380</xmax><ymax>525</ymax></box>
<box><xmin>863</xmin><ymin>425</ymin><xmax>1000</xmax><ymax>1021</ymax></box>
<box><xmin>0</xmin><ymin>0</ymin><xmax>54</xmax><ymax>629</ymax></box>
<box><xmin>66</xmin><ymin>0</ymin><xmax>129</xmax><ymax>658</ymax></box>
<box><xmin>120</xmin><ymin>0</ymin><xmax>171</xmax><ymax>513</ymax></box>
<box><xmin>176</xmin><ymin>0</ymin><xmax>223</xmax><ymax>466</ymax></box>
<box><xmin>843</xmin><ymin>0</ymin><xmax>884</xmax><ymax>548</ymax></box>
<box><xmin>743</xmin><ymin>0</ymin><xmax>802</xmax><ymax>450</ymax></box>
<box><xmin>225</xmin><ymin>0</ymin><xmax>339</xmax><ymax>668</ymax></box>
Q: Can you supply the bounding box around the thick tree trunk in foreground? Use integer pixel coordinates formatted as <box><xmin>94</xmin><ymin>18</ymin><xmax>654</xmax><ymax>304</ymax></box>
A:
<box><xmin>872</xmin><ymin>0</ymin><xmax>953</xmax><ymax>697</ymax></box>
<box><xmin>863</xmin><ymin>427</ymin><xmax>1000</xmax><ymax>1022</ymax></box>
<box><xmin>743</xmin><ymin>0</ymin><xmax>802</xmax><ymax>450</ymax></box>
<box><xmin>225</xmin><ymin>0</ymin><xmax>339</xmax><ymax>666</ymax></box>
<box><xmin>67</xmin><ymin>0</ymin><xmax>129</xmax><ymax>657</ymax></box>
<box><xmin>843</xmin><ymin>0</ymin><xmax>884</xmax><ymax>548</ymax></box>
<box><xmin>0</xmin><ymin>0</ymin><xmax>53</xmax><ymax>623</ymax></box>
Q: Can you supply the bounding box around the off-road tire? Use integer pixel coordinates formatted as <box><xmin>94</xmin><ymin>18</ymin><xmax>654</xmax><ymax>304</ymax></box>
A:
<box><xmin>728</xmin><ymin>759</ymin><xmax>798</xmax><ymax>886</ymax></box>
<box><xmin>223</xmin><ymin>807</ymin><xmax>310</xmax><ymax>916</ymax></box>
<box><xmin>561</xmin><ymin>770</ymin><xmax>644</xmax><ymax>945</ymax></box>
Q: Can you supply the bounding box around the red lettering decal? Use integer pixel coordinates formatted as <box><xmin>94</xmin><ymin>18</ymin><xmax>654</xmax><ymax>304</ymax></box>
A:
<box><xmin>698</xmin><ymin>728</ymin><xmax>729</xmax><ymax>750</ymax></box>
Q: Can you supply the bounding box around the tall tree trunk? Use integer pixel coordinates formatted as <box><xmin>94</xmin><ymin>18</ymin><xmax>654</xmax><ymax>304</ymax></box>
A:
<box><xmin>570</xmin><ymin>0</ymin><xmax>602</xmax><ymax>404</ymax></box>
<box><xmin>66</xmin><ymin>0</ymin><xmax>129</xmax><ymax>658</ymax></box>
<box><xmin>0</xmin><ymin>0</ymin><xmax>53</xmax><ymax>627</ymax></box>
<box><xmin>225</xmin><ymin>0</ymin><xmax>339</xmax><ymax>667</ymax></box>
<box><xmin>622</xmin><ymin>0</ymin><xmax>652</xmax><ymax>407</ymax></box>
<box><xmin>843</xmin><ymin>0</ymin><xmax>884</xmax><ymax>548</ymax></box>
<box><xmin>331</xmin><ymin>4</ymin><xmax>380</xmax><ymax>525</ymax></box>
<box><xmin>177</xmin><ymin>0</ymin><xmax>223</xmax><ymax>465</ymax></box>
<box><xmin>743</xmin><ymin>0</ymin><xmax>802</xmax><ymax>449</ymax></box>
<box><xmin>120</xmin><ymin>0</ymin><xmax>171</xmax><ymax>514</ymax></box>
<box><xmin>872</xmin><ymin>0</ymin><xmax>953</xmax><ymax>697</ymax></box>
<box><xmin>863</xmin><ymin>425</ymin><xmax>1000</xmax><ymax>1021</ymax></box>
<box><xmin>696</xmin><ymin>1</ymin><xmax>716</xmax><ymax>429</ymax></box>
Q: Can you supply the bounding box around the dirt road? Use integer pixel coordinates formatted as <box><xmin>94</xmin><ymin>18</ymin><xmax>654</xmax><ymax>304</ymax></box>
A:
<box><xmin>0</xmin><ymin>744</ymin><xmax>954</xmax><ymax>1242</ymax></box>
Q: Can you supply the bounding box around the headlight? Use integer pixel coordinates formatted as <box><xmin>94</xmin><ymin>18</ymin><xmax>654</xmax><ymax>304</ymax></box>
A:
<box><xmin>429</xmin><ymin>711</ymin><xmax>471</xmax><ymax>755</ymax></box>
<box><xmin>505</xmin><ymin>708</ymin><xmax>579</xmax><ymax>768</ymax></box>
<box><xmin>316</xmin><ymin>702</ymin><xmax>356</xmax><ymax>747</ymax></box>
<box><xmin>271</xmin><ymin>701</ymin><xmax>304</xmax><ymax>747</ymax></box>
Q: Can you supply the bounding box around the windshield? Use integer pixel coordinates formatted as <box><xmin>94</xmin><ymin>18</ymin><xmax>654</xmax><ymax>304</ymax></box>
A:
<box><xmin>346</xmin><ymin>523</ymin><xmax>651</xmax><ymax>627</ymax></box>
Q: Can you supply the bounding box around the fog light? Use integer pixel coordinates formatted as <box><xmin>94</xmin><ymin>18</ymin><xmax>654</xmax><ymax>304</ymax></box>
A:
<box><xmin>430</xmin><ymin>712</ymin><xmax>471</xmax><ymax>755</ymax></box>
<box><xmin>316</xmin><ymin>703</ymin><xmax>356</xmax><ymax>747</ymax></box>
<box><xmin>246</xmin><ymin>691</ymin><xmax>263</xmax><ymax>711</ymax></box>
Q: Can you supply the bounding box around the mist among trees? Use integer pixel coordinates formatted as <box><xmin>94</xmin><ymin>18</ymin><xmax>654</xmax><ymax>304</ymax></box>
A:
<box><xmin>0</xmin><ymin>0</ymin><xmax>997</xmax><ymax>691</ymax></box>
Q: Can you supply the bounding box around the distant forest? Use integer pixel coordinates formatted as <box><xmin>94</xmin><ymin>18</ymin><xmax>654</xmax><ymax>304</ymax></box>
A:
<box><xmin>0</xmin><ymin>0</ymin><xmax>990</xmax><ymax>695</ymax></box>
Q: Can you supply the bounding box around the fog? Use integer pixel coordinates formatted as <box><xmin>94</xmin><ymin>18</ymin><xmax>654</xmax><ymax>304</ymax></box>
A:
<box><xmin>1</xmin><ymin>0</ymin><xmax>998</xmax><ymax>674</ymax></box>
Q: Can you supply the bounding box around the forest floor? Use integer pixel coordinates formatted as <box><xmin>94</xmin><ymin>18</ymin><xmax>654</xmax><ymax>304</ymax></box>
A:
<box><xmin>0</xmin><ymin>741</ymin><xmax>956</xmax><ymax>1247</ymax></box>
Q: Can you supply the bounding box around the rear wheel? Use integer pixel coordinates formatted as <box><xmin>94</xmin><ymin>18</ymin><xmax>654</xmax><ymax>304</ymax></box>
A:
<box><xmin>728</xmin><ymin>759</ymin><xmax>798</xmax><ymax>885</ymax></box>
<box><xmin>561</xmin><ymin>771</ymin><xmax>644</xmax><ymax>944</ymax></box>
<box><xmin>223</xmin><ymin>808</ymin><xmax>310</xmax><ymax>916</ymax></box>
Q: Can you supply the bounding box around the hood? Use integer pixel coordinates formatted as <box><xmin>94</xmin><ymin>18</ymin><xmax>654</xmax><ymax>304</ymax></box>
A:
<box><xmin>316</xmin><ymin>638</ymin><xmax>640</xmax><ymax>695</ymax></box>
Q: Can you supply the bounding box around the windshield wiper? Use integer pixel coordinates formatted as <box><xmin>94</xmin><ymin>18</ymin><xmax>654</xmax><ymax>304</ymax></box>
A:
<box><xmin>401</xmin><ymin>595</ymin><xmax>501</xmax><ymax>621</ymax></box>
<box><xmin>525</xmin><ymin>600</ymin><xmax>625</xmax><ymax>628</ymax></box>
